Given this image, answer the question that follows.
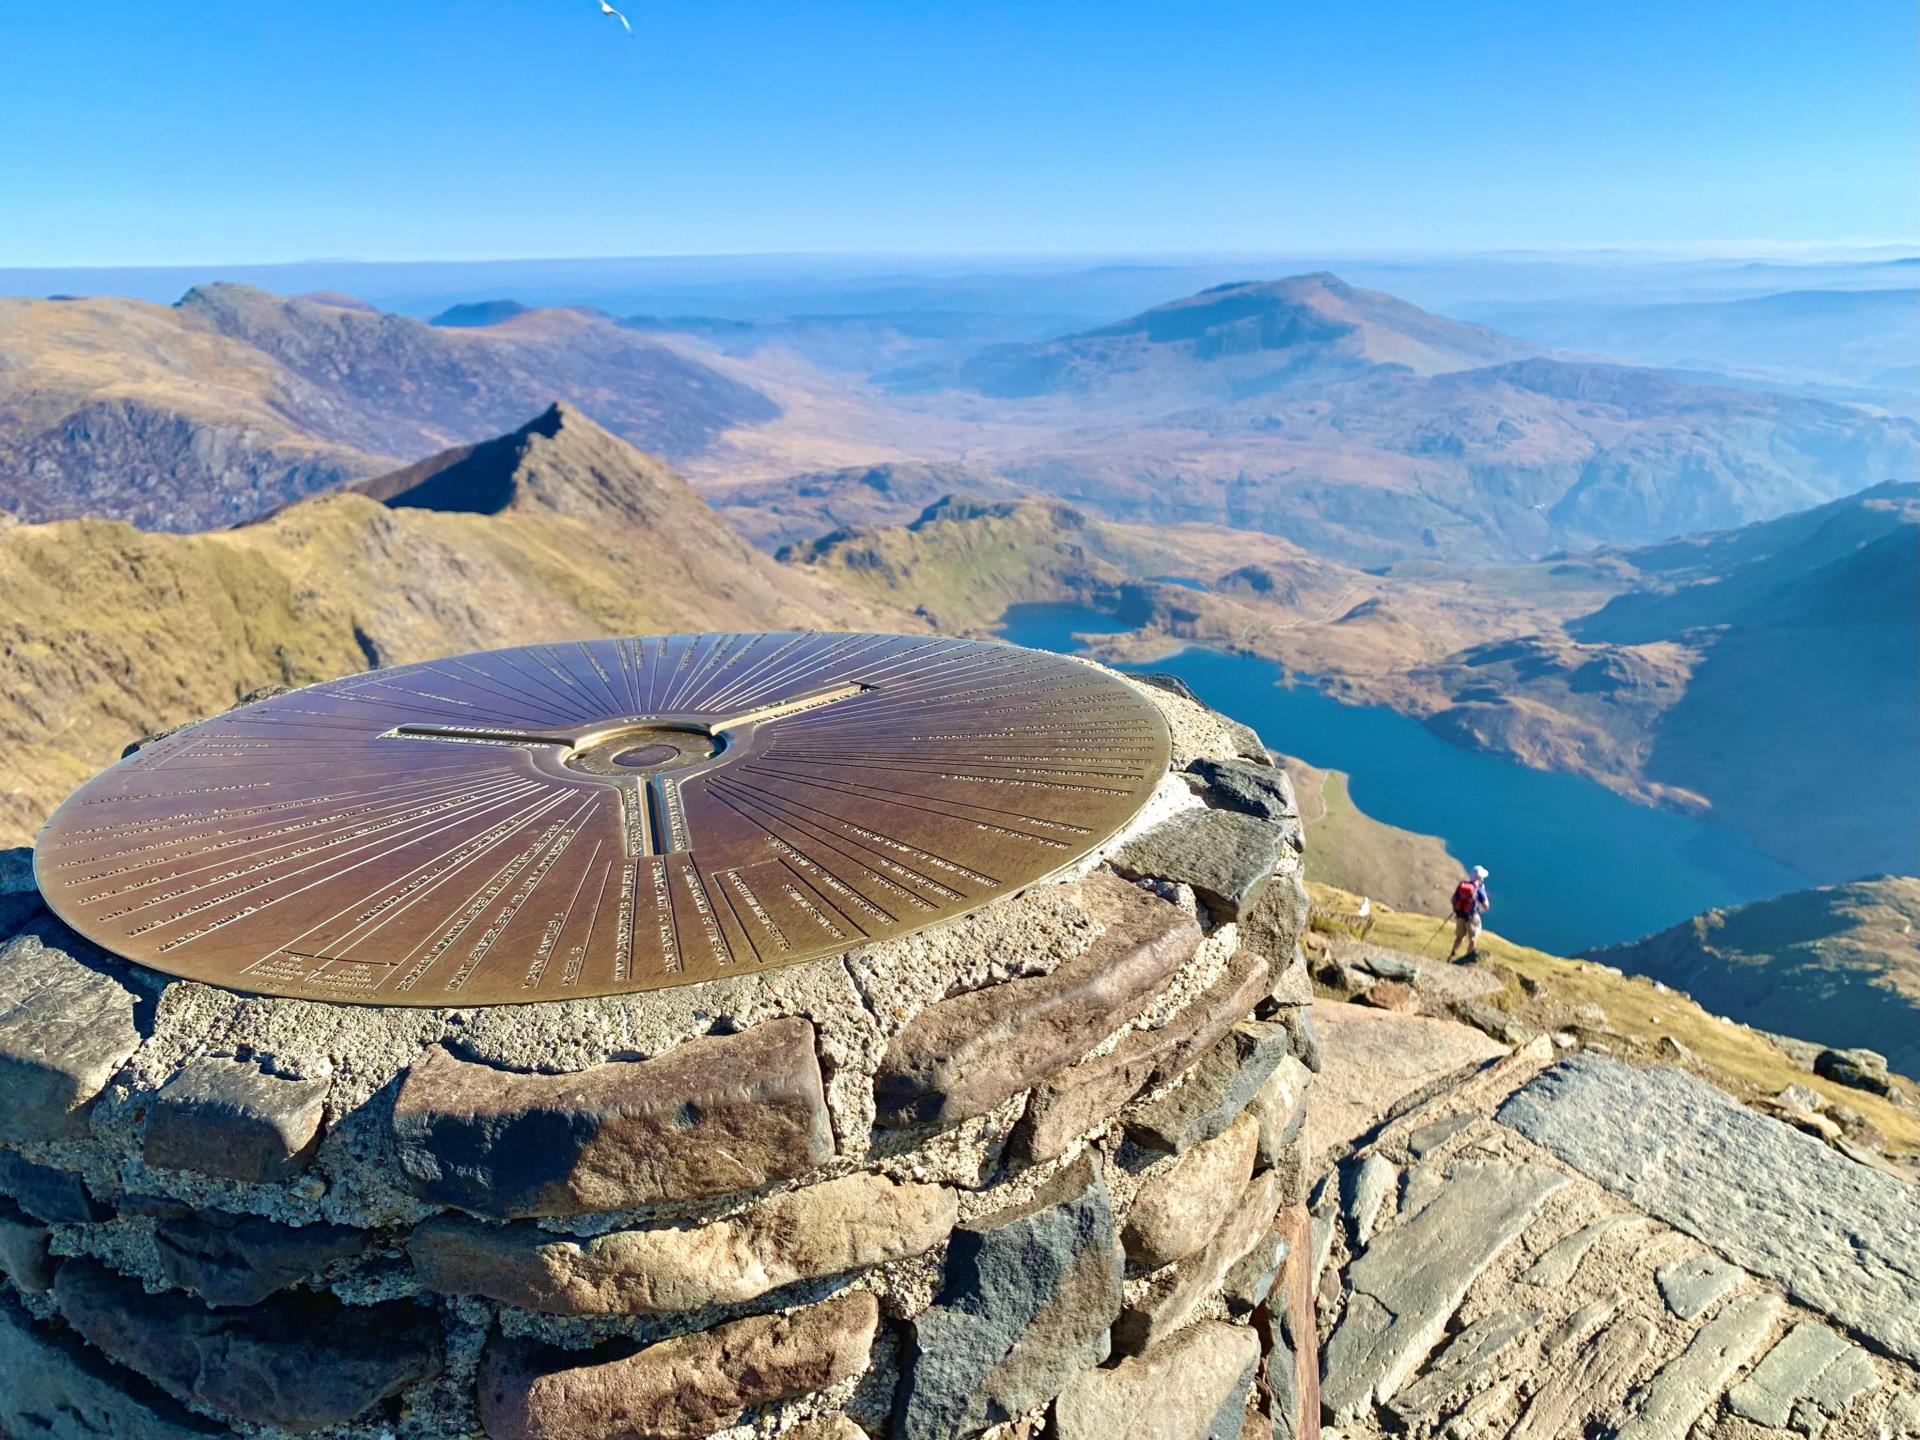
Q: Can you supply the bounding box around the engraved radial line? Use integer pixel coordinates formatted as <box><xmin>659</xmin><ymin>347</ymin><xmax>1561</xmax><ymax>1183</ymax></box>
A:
<box><xmin>71</xmin><ymin>774</ymin><xmax>535</xmax><ymax>898</ymax></box>
<box><xmin>431</xmin><ymin>660</ymin><xmax>583</xmax><ymax>727</ymax></box>
<box><xmin>385</xmin><ymin>791</ymin><xmax>584</xmax><ymax>992</ymax></box>
<box><xmin>728</xmin><ymin>770</ymin><xmax>1007</xmax><ymax>882</ymax></box>
<box><xmin>573</xmin><ymin>640</ymin><xmax>626</xmax><ymax>715</ymax></box>
<box><xmin>494</xmin><ymin>650</ymin><xmax>598</xmax><ymax>724</ymax></box>
<box><xmin>695</xmin><ymin>632</ymin><xmax>814</xmax><ymax>711</ymax></box>
<box><xmin>51</xmin><ymin>769</ymin><xmax>499</xmax><ymax>868</ymax></box>
<box><xmin>703</xmin><ymin>784</ymin><xmax>931</xmax><ymax>918</ymax></box>
<box><xmin>265</xmin><ymin>787</ymin><xmax>578</xmax><ymax>971</ymax></box>
<box><xmin>710</xmin><ymin>776</ymin><xmax>970</xmax><ymax>898</ymax></box>
<box><xmin>742</xmin><ymin>764</ymin><xmax>1082</xmax><ymax>844</ymax></box>
<box><xmin>107</xmin><ymin>780</ymin><xmax>550</xmax><ymax>923</ymax></box>
<box><xmin>323</xmin><ymin>790</ymin><xmax>599</xmax><ymax>956</ymax></box>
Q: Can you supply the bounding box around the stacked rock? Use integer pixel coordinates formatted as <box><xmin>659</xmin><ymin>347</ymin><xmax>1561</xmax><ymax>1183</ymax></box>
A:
<box><xmin>0</xmin><ymin>672</ymin><xmax>1318</xmax><ymax>1440</ymax></box>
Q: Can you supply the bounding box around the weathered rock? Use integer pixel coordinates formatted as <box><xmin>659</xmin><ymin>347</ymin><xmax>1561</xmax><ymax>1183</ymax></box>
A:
<box><xmin>1404</xmin><ymin>1111</ymin><xmax>1474</xmax><ymax>1158</ymax></box>
<box><xmin>0</xmin><ymin>1147</ymin><xmax>104</xmax><ymax>1222</ymax></box>
<box><xmin>1356</xmin><ymin>980</ymin><xmax>1416</xmax><ymax>1012</ymax></box>
<box><xmin>1126</xmin><ymin>1020</ymin><xmax>1292</xmax><ymax>1154</ymax></box>
<box><xmin>1286</xmin><ymin>1007</ymin><xmax>1322</xmax><ymax>1074</ymax></box>
<box><xmin>1012</xmin><ymin>945</ymin><xmax>1266</xmax><ymax>1163</ymax></box>
<box><xmin>1728</xmin><ymin>1321</ymin><xmax>1879</xmax><ymax>1436</ymax></box>
<box><xmin>1268</xmin><ymin>1204</ymin><xmax>1320</xmax><ymax>1440</ymax></box>
<box><xmin>1054</xmin><ymin>1320</ymin><xmax>1260</xmax><ymax>1440</ymax></box>
<box><xmin>1110</xmin><ymin>809</ymin><xmax>1289</xmax><ymax>920</ymax></box>
<box><xmin>1345</xmin><ymin>1154</ymin><xmax>1397</xmax><ymax>1246</ymax></box>
<box><xmin>1611</xmin><ymin>1291</ymin><xmax>1784</xmax><ymax>1440</ymax></box>
<box><xmin>142</xmin><ymin>1205</ymin><xmax>372</xmax><ymax>1306</ymax></box>
<box><xmin>1241</xmin><ymin>876</ymin><xmax>1310</xmax><ymax>992</ymax></box>
<box><xmin>477</xmin><ymin>1291</ymin><xmax>878</xmax><ymax>1440</ymax></box>
<box><xmin>0</xmin><ymin>1197</ymin><xmax>54</xmax><ymax>1291</ymax></box>
<box><xmin>1520</xmin><ymin>1216</ymin><xmax>1638</xmax><ymax>1289</ymax></box>
<box><xmin>876</xmin><ymin>875</ymin><xmax>1202</xmax><ymax>1129</ymax></box>
<box><xmin>1509</xmin><ymin>1308</ymin><xmax>1652</xmax><ymax>1440</ymax></box>
<box><xmin>142</xmin><ymin>1056</ymin><xmax>329</xmax><ymax>1183</ymax></box>
<box><xmin>0</xmin><ymin>1291</ymin><xmax>223</xmax><ymax>1440</ymax></box>
<box><xmin>1498</xmin><ymin>1055</ymin><xmax>1920</xmax><ymax>1364</ymax></box>
<box><xmin>1247</xmin><ymin>1055</ymin><xmax>1311</xmax><ymax>1168</ymax></box>
<box><xmin>1321</xmin><ymin>1161</ymin><xmax>1565</xmax><ymax>1422</ymax></box>
<box><xmin>413</xmin><ymin>1172</ymin><xmax>955</xmax><ymax>1315</ymax></box>
<box><xmin>1448</xmin><ymin>997</ymin><xmax>1536</xmax><ymax>1046</ymax></box>
<box><xmin>0</xmin><ymin>925</ymin><xmax>142</xmax><ymax>1143</ymax></box>
<box><xmin>1814</xmin><ymin>1046</ymin><xmax>1894</xmax><ymax>1097</ymax></box>
<box><xmin>1187</xmin><ymin>757</ymin><xmax>1298</xmax><ymax>823</ymax></box>
<box><xmin>1653</xmin><ymin>1253</ymin><xmax>1742</xmax><ymax>1320</ymax></box>
<box><xmin>896</xmin><ymin>1154</ymin><xmax>1123</xmax><ymax>1439</ymax></box>
<box><xmin>1123</xmin><ymin>1111</ymin><xmax>1259</xmax><ymax>1270</ymax></box>
<box><xmin>1269</xmin><ymin>947</ymin><xmax>1313</xmax><ymax>1006</ymax></box>
<box><xmin>1357</xmin><ymin>951</ymin><xmax>1417</xmax><ymax>981</ymax></box>
<box><xmin>1115</xmin><ymin>1170</ymin><xmax>1278</xmax><ymax>1355</ymax></box>
<box><xmin>1221</xmin><ymin>1227</ymin><xmax>1287</xmax><ymax>1310</ymax></box>
<box><xmin>0</xmin><ymin>847</ymin><xmax>43</xmax><ymax>935</ymax></box>
<box><xmin>52</xmin><ymin>1260</ymin><xmax>441</xmax><ymax>1431</ymax></box>
<box><xmin>393</xmin><ymin>1017</ymin><xmax>834</xmax><ymax>1217</ymax></box>
<box><xmin>1385</xmin><ymin>1309</ymin><xmax>1544</xmax><ymax>1428</ymax></box>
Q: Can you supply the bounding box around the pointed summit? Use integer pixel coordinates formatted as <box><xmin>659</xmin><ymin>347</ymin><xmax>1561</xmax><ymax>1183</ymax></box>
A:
<box><xmin>341</xmin><ymin>402</ymin><xmax>751</xmax><ymax>543</ymax></box>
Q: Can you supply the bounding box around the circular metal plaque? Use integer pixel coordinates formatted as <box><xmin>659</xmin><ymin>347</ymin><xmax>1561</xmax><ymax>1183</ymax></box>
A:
<box><xmin>34</xmin><ymin>633</ymin><xmax>1170</xmax><ymax>1005</ymax></box>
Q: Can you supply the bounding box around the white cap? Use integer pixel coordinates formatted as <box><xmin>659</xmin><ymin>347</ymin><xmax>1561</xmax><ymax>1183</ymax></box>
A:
<box><xmin>1472</xmin><ymin>865</ymin><xmax>1489</xmax><ymax>879</ymax></box>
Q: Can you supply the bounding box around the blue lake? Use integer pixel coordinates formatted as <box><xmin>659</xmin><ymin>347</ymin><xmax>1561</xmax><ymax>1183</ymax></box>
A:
<box><xmin>1000</xmin><ymin>602</ymin><xmax>1813</xmax><ymax>954</ymax></box>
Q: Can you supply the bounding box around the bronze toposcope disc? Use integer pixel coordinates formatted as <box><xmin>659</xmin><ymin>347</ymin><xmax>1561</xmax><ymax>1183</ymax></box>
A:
<box><xmin>34</xmin><ymin>632</ymin><xmax>1171</xmax><ymax>1005</ymax></box>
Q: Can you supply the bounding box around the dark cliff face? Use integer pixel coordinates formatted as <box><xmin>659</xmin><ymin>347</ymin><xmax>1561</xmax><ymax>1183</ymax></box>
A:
<box><xmin>2</xmin><ymin>396</ymin><xmax>378</xmax><ymax>531</ymax></box>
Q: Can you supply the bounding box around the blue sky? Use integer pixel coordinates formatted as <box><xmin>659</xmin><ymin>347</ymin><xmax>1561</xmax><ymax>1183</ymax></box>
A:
<box><xmin>2</xmin><ymin>1</ymin><xmax>1913</xmax><ymax>265</ymax></box>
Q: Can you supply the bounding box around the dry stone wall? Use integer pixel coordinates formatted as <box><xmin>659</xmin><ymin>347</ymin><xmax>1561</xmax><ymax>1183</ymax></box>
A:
<box><xmin>0</xmin><ymin>670</ymin><xmax>1319</xmax><ymax>1440</ymax></box>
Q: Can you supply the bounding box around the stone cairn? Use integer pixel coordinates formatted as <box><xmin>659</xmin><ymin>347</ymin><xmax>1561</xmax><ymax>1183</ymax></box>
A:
<box><xmin>0</xmin><ymin>672</ymin><xmax>1318</xmax><ymax>1440</ymax></box>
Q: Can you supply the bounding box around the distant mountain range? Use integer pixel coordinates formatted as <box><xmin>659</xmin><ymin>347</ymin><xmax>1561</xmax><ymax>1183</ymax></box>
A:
<box><xmin>0</xmin><ymin>285</ymin><xmax>776</xmax><ymax>530</ymax></box>
<box><xmin>716</xmin><ymin>461</ymin><xmax>1035</xmax><ymax>551</ymax></box>
<box><xmin>5</xmin><ymin>273</ymin><xmax>1913</xmax><ymax>569</ymax></box>
<box><xmin>1461</xmin><ymin>286</ymin><xmax>1919</xmax><ymax>395</ymax></box>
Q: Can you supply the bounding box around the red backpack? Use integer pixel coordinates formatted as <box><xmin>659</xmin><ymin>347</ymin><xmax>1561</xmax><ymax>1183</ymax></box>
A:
<box><xmin>1451</xmin><ymin>880</ymin><xmax>1479</xmax><ymax>917</ymax></box>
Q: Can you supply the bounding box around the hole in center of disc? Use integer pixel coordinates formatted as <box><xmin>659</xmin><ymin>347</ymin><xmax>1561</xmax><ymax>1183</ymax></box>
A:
<box><xmin>565</xmin><ymin>724</ymin><xmax>718</xmax><ymax>777</ymax></box>
<box><xmin>612</xmin><ymin>743</ymin><xmax>680</xmax><ymax>768</ymax></box>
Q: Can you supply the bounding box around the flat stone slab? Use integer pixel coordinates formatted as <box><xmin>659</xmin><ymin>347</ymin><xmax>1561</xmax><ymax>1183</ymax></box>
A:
<box><xmin>143</xmin><ymin>1056</ymin><xmax>329</xmax><ymax>1183</ymax></box>
<box><xmin>1125</xmin><ymin>1020</ymin><xmax>1292</xmax><ymax>1155</ymax></box>
<box><xmin>1655</xmin><ymin>1253</ymin><xmax>1743</xmax><ymax>1320</ymax></box>
<box><xmin>412</xmin><ymin>1172</ymin><xmax>955</xmax><ymax>1314</ymax></box>
<box><xmin>1186</xmin><ymin>757</ymin><xmax>1299</xmax><ymax>823</ymax></box>
<box><xmin>132</xmin><ymin>1201</ymin><xmax>371</xmax><ymax>1306</ymax></box>
<box><xmin>1498</xmin><ymin>1055</ymin><xmax>1920</xmax><ymax>1364</ymax></box>
<box><xmin>875</xmin><ymin>873</ymin><xmax>1201</xmax><ymax>1128</ymax></box>
<box><xmin>1321</xmin><ymin>1161</ymin><xmax>1565</xmax><ymax>1422</ymax></box>
<box><xmin>52</xmin><ymin>1260</ymin><xmax>442</xmax><ymax>1431</ymax></box>
<box><xmin>1056</xmin><ymin>1320</ymin><xmax>1259</xmax><ymax>1440</ymax></box>
<box><xmin>0</xmin><ymin>925</ymin><xmax>143</xmax><ymax>1143</ymax></box>
<box><xmin>1110</xmin><ymin>808</ymin><xmax>1289</xmax><ymax>920</ymax></box>
<box><xmin>1611</xmin><ymin>1291</ymin><xmax>1784</xmax><ymax>1440</ymax></box>
<box><xmin>478</xmin><ymin>1291</ymin><xmax>877</xmax><ymax>1440</ymax></box>
<box><xmin>895</xmin><ymin>1153</ymin><xmax>1122</xmax><ymax>1440</ymax></box>
<box><xmin>0</xmin><ymin>1148</ymin><xmax>104</xmax><ymax>1222</ymax></box>
<box><xmin>1012</xmin><ymin>944</ymin><xmax>1265</xmax><ymax>1164</ymax></box>
<box><xmin>1728</xmin><ymin>1321</ymin><xmax>1880</xmax><ymax>1436</ymax></box>
<box><xmin>393</xmin><ymin>1016</ymin><xmax>834</xmax><ymax>1217</ymax></box>
<box><xmin>1115</xmin><ymin>1170</ymin><xmax>1278</xmax><ymax>1356</ymax></box>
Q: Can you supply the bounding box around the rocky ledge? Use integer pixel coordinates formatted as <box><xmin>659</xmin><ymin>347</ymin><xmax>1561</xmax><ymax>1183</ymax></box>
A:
<box><xmin>0</xmin><ymin>665</ymin><xmax>1318</xmax><ymax>1440</ymax></box>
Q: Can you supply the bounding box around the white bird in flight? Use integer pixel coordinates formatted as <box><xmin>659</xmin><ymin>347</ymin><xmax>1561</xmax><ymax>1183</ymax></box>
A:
<box><xmin>599</xmin><ymin>0</ymin><xmax>632</xmax><ymax>33</ymax></box>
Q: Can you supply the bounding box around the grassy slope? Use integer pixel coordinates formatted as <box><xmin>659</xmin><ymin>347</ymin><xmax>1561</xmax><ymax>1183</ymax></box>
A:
<box><xmin>1283</xmin><ymin>757</ymin><xmax>1461</xmax><ymax>912</ymax></box>
<box><xmin>1311</xmin><ymin>880</ymin><xmax>1920</xmax><ymax>1155</ymax></box>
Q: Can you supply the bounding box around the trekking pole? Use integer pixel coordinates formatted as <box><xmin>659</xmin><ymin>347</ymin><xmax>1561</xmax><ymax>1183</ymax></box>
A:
<box><xmin>1420</xmin><ymin>914</ymin><xmax>1451</xmax><ymax>956</ymax></box>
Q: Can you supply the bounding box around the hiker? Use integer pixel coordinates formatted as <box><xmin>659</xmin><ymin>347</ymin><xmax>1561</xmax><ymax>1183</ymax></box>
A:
<box><xmin>1447</xmin><ymin>865</ymin><xmax>1490</xmax><ymax>962</ymax></box>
